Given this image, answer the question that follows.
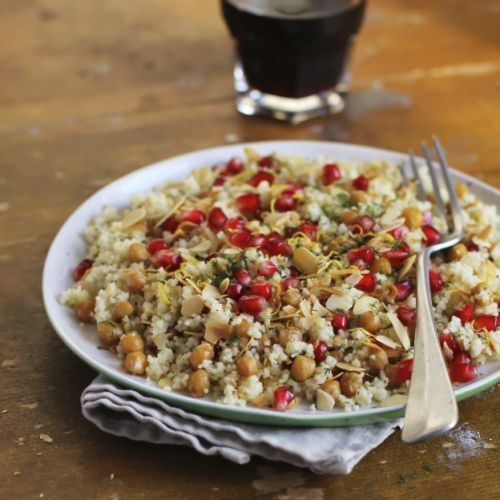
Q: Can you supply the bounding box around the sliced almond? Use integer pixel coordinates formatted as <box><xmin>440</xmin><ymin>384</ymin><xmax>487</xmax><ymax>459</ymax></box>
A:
<box><xmin>192</xmin><ymin>167</ymin><xmax>215</xmax><ymax>189</ymax></box>
<box><xmin>325</xmin><ymin>291</ymin><xmax>353</xmax><ymax>312</ymax></box>
<box><xmin>380</xmin><ymin>204</ymin><xmax>403</xmax><ymax>227</ymax></box>
<box><xmin>154</xmin><ymin>196</ymin><xmax>187</xmax><ymax>229</ymax></box>
<box><xmin>375</xmin><ymin>334</ymin><xmax>402</xmax><ymax>349</ymax></box>
<box><xmin>336</xmin><ymin>361</ymin><xmax>365</xmax><ymax>373</ymax></box>
<box><xmin>312</xmin><ymin>299</ymin><xmax>330</xmax><ymax>317</ymax></box>
<box><xmin>292</xmin><ymin>247</ymin><xmax>319</xmax><ymax>275</ymax></box>
<box><xmin>476</xmin><ymin>224</ymin><xmax>492</xmax><ymax>241</ymax></box>
<box><xmin>218</xmin><ymin>277</ymin><xmax>230</xmax><ymax>294</ymax></box>
<box><xmin>399</xmin><ymin>254</ymin><xmax>417</xmax><ymax>279</ymax></box>
<box><xmin>387</xmin><ymin>311</ymin><xmax>411</xmax><ymax>350</ymax></box>
<box><xmin>204</xmin><ymin>318</ymin><xmax>231</xmax><ymax>344</ymax></box>
<box><xmin>122</xmin><ymin>208</ymin><xmax>146</xmax><ymax>229</ymax></box>
<box><xmin>353</xmin><ymin>296</ymin><xmax>380</xmax><ymax>316</ymax></box>
<box><xmin>181</xmin><ymin>295</ymin><xmax>205</xmax><ymax>316</ymax></box>
<box><xmin>189</xmin><ymin>239</ymin><xmax>213</xmax><ymax>254</ymax></box>
<box><xmin>380</xmin><ymin>394</ymin><xmax>408</xmax><ymax>407</ymax></box>
<box><xmin>202</xmin><ymin>284</ymin><xmax>220</xmax><ymax>301</ymax></box>
<box><xmin>316</xmin><ymin>389</ymin><xmax>335</xmax><ymax>411</ymax></box>
<box><xmin>244</xmin><ymin>147</ymin><xmax>259</xmax><ymax>162</ymax></box>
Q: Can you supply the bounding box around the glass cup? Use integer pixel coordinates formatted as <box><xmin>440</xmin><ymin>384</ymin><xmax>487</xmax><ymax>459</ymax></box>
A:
<box><xmin>221</xmin><ymin>0</ymin><xmax>367</xmax><ymax>124</ymax></box>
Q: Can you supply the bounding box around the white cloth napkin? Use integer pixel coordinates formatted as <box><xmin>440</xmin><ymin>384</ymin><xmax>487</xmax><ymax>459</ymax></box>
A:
<box><xmin>81</xmin><ymin>375</ymin><xmax>402</xmax><ymax>475</ymax></box>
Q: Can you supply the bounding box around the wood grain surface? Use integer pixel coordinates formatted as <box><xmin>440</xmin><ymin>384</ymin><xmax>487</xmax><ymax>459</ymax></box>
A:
<box><xmin>1</xmin><ymin>0</ymin><xmax>499</xmax><ymax>498</ymax></box>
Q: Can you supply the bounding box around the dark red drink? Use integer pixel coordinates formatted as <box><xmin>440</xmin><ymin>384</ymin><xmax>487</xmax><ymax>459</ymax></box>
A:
<box><xmin>221</xmin><ymin>0</ymin><xmax>367</xmax><ymax>99</ymax></box>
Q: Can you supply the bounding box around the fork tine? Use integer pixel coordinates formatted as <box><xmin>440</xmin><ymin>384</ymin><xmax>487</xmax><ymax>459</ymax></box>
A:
<box><xmin>432</xmin><ymin>137</ymin><xmax>464</xmax><ymax>235</ymax></box>
<box><xmin>422</xmin><ymin>143</ymin><xmax>447</xmax><ymax>218</ymax></box>
<box><xmin>408</xmin><ymin>150</ymin><xmax>426</xmax><ymax>200</ymax></box>
<box><xmin>400</xmin><ymin>160</ymin><xmax>409</xmax><ymax>186</ymax></box>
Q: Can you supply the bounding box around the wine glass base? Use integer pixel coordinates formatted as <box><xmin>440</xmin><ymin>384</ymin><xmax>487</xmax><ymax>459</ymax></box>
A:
<box><xmin>233</xmin><ymin>62</ymin><xmax>348</xmax><ymax>125</ymax></box>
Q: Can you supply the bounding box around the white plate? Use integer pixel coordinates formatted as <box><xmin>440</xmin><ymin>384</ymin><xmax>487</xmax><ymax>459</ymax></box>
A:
<box><xmin>42</xmin><ymin>141</ymin><xmax>500</xmax><ymax>426</ymax></box>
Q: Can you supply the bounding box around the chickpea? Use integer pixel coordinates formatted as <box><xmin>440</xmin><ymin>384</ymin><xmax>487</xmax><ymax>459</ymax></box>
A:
<box><xmin>97</xmin><ymin>321</ymin><xmax>122</xmax><ymax>346</ymax></box>
<box><xmin>321</xmin><ymin>379</ymin><xmax>341</xmax><ymax>402</ymax></box>
<box><xmin>188</xmin><ymin>369</ymin><xmax>210</xmax><ymax>397</ymax></box>
<box><xmin>350</xmin><ymin>190</ymin><xmax>368</xmax><ymax>204</ymax></box>
<box><xmin>124</xmin><ymin>269</ymin><xmax>146</xmax><ymax>293</ymax></box>
<box><xmin>255</xmin><ymin>334</ymin><xmax>271</xmax><ymax>353</ymax></box>
<box><xmin>339</xmin><ymin>209</ymin><xmax>358</xmax><ymax>224</ymax></box>
<box><xmin>402</xmin><ymin>207</ymin><xmax>423</xmax><ymax>229</ymax></box>
<box><xmin>237</xmin><ymin>355</ymin><xmax>260</xmax><ymax>377</ymax></box>
<box><xmin>447</xmin><ymin>243</ymin><xmax>467</xmax><ymax>261</ymax></box>
<box><xmin>234</xmin><ymin>319</ymin><xmax>251</xmax><ymax>339</ymax></box>
<box><xmin>120</xmin><ymin>332</ymin><xmax>144</xmax><ymax>354</ymax></box>
<box><xmin>358</xmin><ymin>311</ymin><xmax>381</xmax><ymax>333</ymax></box>
<box><xmin>128</xmin><ymin>242</ymin><xmax>149</xmax><ymax>263</ymax></box>
<box><xmin>282</xmin><ymin>288</ymin><xmax>301</xmax><ymax>307</ymax></box>
<box><xmin>367</xmin><ymin>346</ymin><xmax>389</xmax><ymax>370</ymax></box>
<box><xmin>340</xmin><ymin>372</ymin><xmax>363</xmax><ymax>397</ymax></box>
<box><xmin>370</xmin><ymin>256</ymin><xmax>392</xmax><ymax>274</ymax></box>
<box><xmin>455</xmin><ymin>181</ymin><xmax>469</xmax><ymax>199</ymax></box>
<box><xmin>384</xmin><ymin>364</ymin><xmax>400</xmax><ymax>389</ymax></box>
<box><xmin>291</xmin><ymin>355</ymin><xmax>316</xmax><ymax>381</ymax></box>
<box><xmin>189</xmin><ymin>343</ymin><xmax>214</xmax><ymax>370</ymax></box>
<box><xmin>278</xmin><ymin>327</ymin><xmax>303</xmax><ymax>348</ymax></box>
<box><xmin>112</xmin><ymin>300</ymin><xmax>134</xmax><ymax>321</ymax></box>
<box><xmin>381</xmin><ymin>345</ymin><xmax>404</xmax><ymax>360</ymax></box>
<box><xmin>123</xmin><ymin>351</ymin><xmax>147</xmax><ymax>375</ymax></box>
<box><xmin>75</xmin><ymin>300</ymin><xmax>95</xmax><ymax>323</ymax></box>
<box><xmin>250</xmin><ymin>393</ymin><xmax>273</xmax><ymax>408</ymax></box>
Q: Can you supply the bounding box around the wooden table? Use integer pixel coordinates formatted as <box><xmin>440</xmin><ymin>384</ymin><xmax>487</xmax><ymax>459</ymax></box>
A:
<box><xmin>1</xmin><ymin>0</ymin><xmax>499</xmax><ymax>498</ymax></box>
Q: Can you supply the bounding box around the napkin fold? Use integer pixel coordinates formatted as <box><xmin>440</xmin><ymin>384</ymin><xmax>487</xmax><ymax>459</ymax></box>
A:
<box><xmin>81</xmin><ymin>375</ymin><xmax>401</xmax><ymax>475</ymax></box>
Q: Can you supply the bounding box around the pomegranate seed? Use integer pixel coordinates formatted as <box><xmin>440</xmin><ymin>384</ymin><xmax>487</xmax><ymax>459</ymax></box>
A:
<box><xmin>153</xmin><ymin>250</ymin><xmax>182</xmax><ymax>271</ymax></box>
<box><xmin>249</xmin><ymin>233</ymin><xmax>267</xmax><ymax>248</ymax></box>
<box><xmin>148</xmin><ymin>239</ymin><xmax>168</xmax><ymax>254</ymax></box>
<box><xmin>257</xmin><ymin>260</ymin><xmax>278</xmax><ymax>277</ymax></box>
<box><xmin>258</xmin><ymin>155</ymin><xmax>277</xmax><ymax>169</ymax></box>
<box><xmin>225</xmin><ymin>156</ymin><xmax>244</xmax><ymax>175</ymax></box>
<box><xmin>249</xmin><ymin>280</ymin><xmax>273</xmax><ymax>300</ymax></box>
<box><xmin>226</xmin><ymin>283</ymin><xmax>243</xmax><ymax>300</ymax></box>
<box><xmin>299</xmin><ymin>221</ymin><xmax>318</xmax><ymax>241</ymax></box>
<box><xmin>239</xmin><ymin>295</ymin><xmax>268</xmax><ymax>316</ymax></box>
<box><xmin>473</xmin><ymin>315</ymin><xmax>498</xmax><ymax>332</ymax></box>
<box><xmin>322</xmin><ymin>163</ymin><xmax>342</xmax><ymax>185</ymax></box>
<box><xmin>452</xmin><ymin>351</ymin><xmax>471</xmax><ymax>365</ymax></box>
<box><xmin>248</xmin><ymin>171</ymin><xmax>274</xmax><ymax>187</ymax></box>
<box><xmin>351</xmin><ymin>215</ymin><xmax>375</xmax><ymax>234</ymax></box>
<box><xmin>234</xmin><ymin>268</ymin><xmax>252</xmax><ymax>286</ymax></box>
<box><xmin>440</xmin><ymin>332</ymin><xmax>458</xmax><ymax>353</ymax></box>
<box><xmin>331</xmin><ymin>312</ymin><xmax>349</xmax><ymax>330</ymax></box>
<box><xmin>161</xmin><ymin>215</ymin><xmax>179</xmax><ymax>233</ymax></box>
<box><xmin>224</xmin><ymin>216</ymin><xmax>247</xmax><ymax>232</ymax></box>
<box><xmin>353</xmin><ymin>175</ymin><xmax>369</xmax><ymax>191</ymax></box>
<box><xmin>208</xmin><ymin>207</ymin><xmax>228</xmax><ymax>231</ymax></box>
<box><xmin>73</xmin><ymin>259</ymin><xmax>93</xmax><ymax>281</ymax></box>
<box><xmin>275</xmin><ymin>194</ymin><xmax>297</xmax><ymax>212</ymax></box>
<box><xmin>396</xmin><ymin>359</ymin><xmax>413</xmax><ymax>384</ymax></box>
<box><xmin>213</xmin><ymin>176</ymin><xmax>225</xmax><ymax>187</ymax></box>
<box><xmin>355</xmin><ymin>273</ymin><xmax>377</xmax><ymax>292</ymax></box>
<box><xmin>228</xmin><ymin>228</ymin><xmax>252</xmax><ymax>248</ymax></box>
<box><xmin>235</xmin><ymin>193</ymin><xmax>261</xmax><ymax>216</ymax></box>
<box><xmin>454</xmin><ymin>303</ymin><xmax>474</xmax><ymax>324</ymax></box>
<box><xmin>273</xmin><ymin>386</ymin><xmax>295</xmax><ymax>412</ymax></box>
<box><xmin>266</xmin><ymin>233</ymin><xmax>291</xmax><ymax>256</ymax></box>
<box><xmin>347</xmin><ymin>246</ymin><xmax>375</xmax><ymax>265</ymax></box>
<box><xmin>314</xmin><ymin>341</ymin><xmax>328</xmax><ymax>364</ymax></box>
<box><xmin>421</xmin><ymin>225</ymin><xmax>441</xmax><ymax>245</ymax></box>
<box><xmin>181</xmin><ymin>209</ymin><xmax>205</xmax><ymax>225</ymax></box>
<box><xmin>282</xmin><ymin>183</ymin><xmax>304</xmax><ymax>196</ymax></box>
<box><xmin>429</xmin><ymin>268</ymin><xmax>445</xmax><ymax>293</ymax></box>
<box><xmin>388</xmin><ymin>225</ymin><xmax>409</xmax><ymax>241</ymax></box>
<box><xmin>449</xmin><ymin>363</ymin><xmax>477</xmax><ymax>383</ymax></box>
<box><xmin>284</xmin><ymin>226</ymin><xmax>296</xmax><ymax>239</ymax></box>
<box><xmin>396</xmin><ymin>306</ymin><xmax>416</xmax><ymax>329</ymax></box>
<box><xmin>466</xmin><ymin>242</ymin><xmax>479</xmax><ymax>252</ymax></box>
<box><xmin>394</xmin><ymin>280</ymin><xmax>413</xmax><ymax>301</ymax></box>
<box><xmin>289</xmin><ymin>266</ymin><xmax>300</xmax><ymax>277</ymax></box>
<box><xmin>382</xmin><ymin>243</ymin><xmax>410</xmax><ymax>267</ymax></box>
<box><xmin>282</xmin><ymin>276</ymin><xmax>300</xmax><ymax>291</ymax></box>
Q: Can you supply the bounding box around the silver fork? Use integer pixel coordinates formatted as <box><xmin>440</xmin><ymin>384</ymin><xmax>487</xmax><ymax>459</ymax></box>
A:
<box><xmin>400</xmin><ymin>137</ymin><xmax>463</xmax><ymax>443</ymax></box>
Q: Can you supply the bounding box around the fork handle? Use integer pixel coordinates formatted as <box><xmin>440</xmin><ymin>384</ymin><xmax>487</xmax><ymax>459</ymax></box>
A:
<box><xmin>401</xmin><ymin>250</ymin><xmax>458</xmax><ymax>443</ymax></box>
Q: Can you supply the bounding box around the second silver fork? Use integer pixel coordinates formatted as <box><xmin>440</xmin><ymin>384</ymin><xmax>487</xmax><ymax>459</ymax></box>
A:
<box><xmin>401</xmin><ymin>137</ymin><xmax>464</xmax><ymax>443</ymax></box>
